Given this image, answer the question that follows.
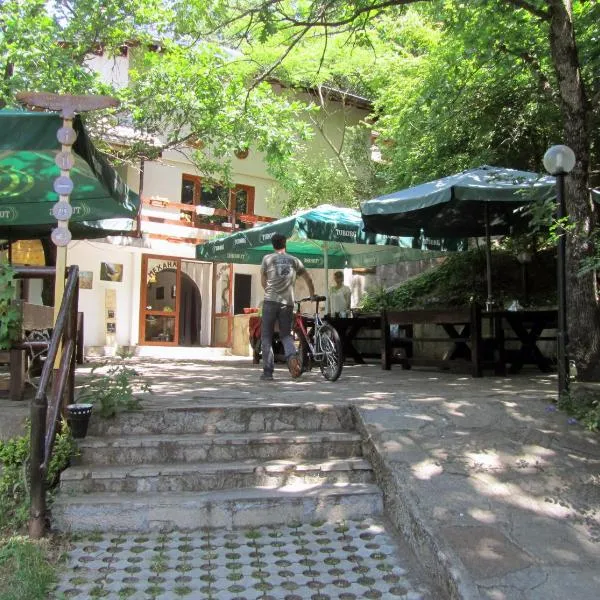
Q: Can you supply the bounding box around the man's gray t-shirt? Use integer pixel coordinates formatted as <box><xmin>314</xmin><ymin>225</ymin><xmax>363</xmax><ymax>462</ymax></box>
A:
<box><xmin>261</xmin><ymin>252</ymin><xmax>306</xmax><ymax>306</ymax></box>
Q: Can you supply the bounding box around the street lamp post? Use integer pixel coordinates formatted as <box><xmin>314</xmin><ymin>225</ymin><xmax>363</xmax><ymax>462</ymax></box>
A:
<box><xmin>543</xmin><ymin>144</ymin><xmax>576</xmax><ymax>398</ymax></box>
<box><xmin>516</xmin><ymin>250</ymin><xmax>533</xmax><ymax>306</ymax></box>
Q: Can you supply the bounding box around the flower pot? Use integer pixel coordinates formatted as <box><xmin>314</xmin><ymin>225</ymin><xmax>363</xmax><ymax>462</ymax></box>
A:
<box><xmin>66</xmin><ymin>403</ymin><xmax>93</xmax><ymax>439</ymax></box>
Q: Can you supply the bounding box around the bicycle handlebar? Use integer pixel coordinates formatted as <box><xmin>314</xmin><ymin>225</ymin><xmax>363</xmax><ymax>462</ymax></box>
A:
<box><xmin>298</xmin><ymin>295</ymin><xmax>326</xmax><ymax>303</ymax></box>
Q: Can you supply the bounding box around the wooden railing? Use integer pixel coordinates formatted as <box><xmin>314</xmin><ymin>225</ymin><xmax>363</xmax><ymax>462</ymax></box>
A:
<box><xmin>140</xmin><ymin>197</ymin><xmax>276</xmax><ymax>235</ymax></box>
<box><xmin>14</xmin><ymin>265</ymin><xmax>81</xmax><ymax>538</ymax></box>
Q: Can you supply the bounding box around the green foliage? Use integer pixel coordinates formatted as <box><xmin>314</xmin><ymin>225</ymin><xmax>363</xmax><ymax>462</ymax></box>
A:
<box><xmin>359</xmin><ymin>248</ymin><xmax>557</xmax><ymax>312</ymax></box>
<box><xmin>557</xmin><ymin>392</ymin><xmax>600</xmax><ymax>432</ymax></box>
<box><xmin>0</xmin><ymin>421</ymin><xmax>77</xmax><ymax>531</ymax></box>
<box><xmin>0</xmin><ymin>536</ymin><xmax>57</xmax><ymax>600</ymax></box>
<box><xmin>76</xmin><ymin>360</ymin><xmax>151</xmax><ymax>419</ymax></box>
<box><xmin>0</xmin><ymin>262</ymin><xmax>21</xmax><ymax>351</ymax></box>
<box><xmin>1</xmin><ymin>0</ymin><xmax>311</xmax><ymax>185</ymax></box>
<box><xmin>370</xmin><ymin>5</ymin><xmax>561</xmax><ymax>191</ymax></box>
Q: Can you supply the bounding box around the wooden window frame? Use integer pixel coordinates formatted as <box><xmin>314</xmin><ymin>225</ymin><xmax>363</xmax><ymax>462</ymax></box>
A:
<box><xmin>180</xmin><ymin>174</ymin><xmax>256</xmax><ymax>230</ymax></box>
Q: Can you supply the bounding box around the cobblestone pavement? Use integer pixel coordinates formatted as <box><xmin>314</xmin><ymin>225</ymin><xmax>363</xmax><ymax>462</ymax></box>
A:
<box><xmin>54</xmin><ymin>518</ymin><xmax>432</xmax><ymax>600</ymax></box>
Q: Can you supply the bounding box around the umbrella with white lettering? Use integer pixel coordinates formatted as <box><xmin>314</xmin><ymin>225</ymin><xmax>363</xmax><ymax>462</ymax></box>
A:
<box><xmin>0</xmin><ymin>109</ymin><xmax>140</xmax><ymax>240</ymax></box>
<box><xmin>196</xmin><ymin>204</ymin><xmax>453</xmax><ymax>312</ymax></box>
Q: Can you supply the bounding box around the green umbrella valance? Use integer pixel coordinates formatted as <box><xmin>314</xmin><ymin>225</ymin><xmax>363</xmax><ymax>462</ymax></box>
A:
<box><xmin>0</xmin><ymin>109</ymin><xmax>140</xmax><ymax>239</ymax></box>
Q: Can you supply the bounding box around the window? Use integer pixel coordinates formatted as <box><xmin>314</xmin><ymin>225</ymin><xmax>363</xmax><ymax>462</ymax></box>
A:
<box><xmin>200</xmin><ymin>184</ymin><xmax>229</xmax><ymax>210</ymax></box>
<box><xmin>180</xmin><ymin>175</ymin><xmax>255</xmax><ymax>230</ymax></box>
<box><xmin>181</xmin><ymin>177</ymin><xmax>198</xmax><ymax>206</ymax></box>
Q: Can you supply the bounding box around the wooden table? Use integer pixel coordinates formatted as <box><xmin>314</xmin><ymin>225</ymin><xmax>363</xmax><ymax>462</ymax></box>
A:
<box><xmin>486</xmin><ymin>309</ymin><xmax>558</xmax><ymax>373</ymax></box>
<box><xmin>381</xmin><ymin>305</ymin><xmax>484</xmax><ymax>376</ymax></box>
<box><xmin>325</xmin><ymin>314</ymin><xmax>381</xmax><ymax>364</ymax></box>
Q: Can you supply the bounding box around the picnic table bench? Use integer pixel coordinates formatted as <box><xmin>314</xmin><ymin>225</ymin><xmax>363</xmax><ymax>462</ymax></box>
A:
<box><xmin>381</xmin><ymin>304</ymin><xmax>485</xmax><ymax>376</ymax></box>
<box><xmin>381</xmin><ymin>304</ymin><xmax>558</xmax><ymax>377</ymax></box>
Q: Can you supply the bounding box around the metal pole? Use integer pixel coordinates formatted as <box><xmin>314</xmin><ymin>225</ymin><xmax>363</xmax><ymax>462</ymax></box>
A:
<box><xmin>484</xmin><ymin>203</ymin><xmax>494</xmax><ymax>311</ymax></box>
<box><xmin>323</xmin><ymin>242</ymin><xmax>330</xmax><ymax>314</ymax></box>
<box><xmin>556</xmin><ymin>173</ymin><xmax>569</xmax><ymax>396</ymax></box>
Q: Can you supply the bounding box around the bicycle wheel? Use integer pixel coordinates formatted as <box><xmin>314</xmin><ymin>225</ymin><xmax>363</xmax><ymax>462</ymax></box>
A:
<box><xmin>316</xmin><ymin>324</ymin><xmax>343</xmax><ymax>381</ymax></box>
<box><xmin>293</xmin><ymin>327</ymin><xmax>311</xmax><ymax>372</ymax></box>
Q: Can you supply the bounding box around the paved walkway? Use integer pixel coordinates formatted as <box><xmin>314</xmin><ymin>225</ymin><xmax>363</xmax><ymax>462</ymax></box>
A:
<box><xmin>55</xmin><ymin>518</ymin><xmax>430</xmax><ymax>599</ymax></box>
<box><xmin>51</xmin><ymin>357</ymin><xmax>600</xmax><ymax>599</ymax></box>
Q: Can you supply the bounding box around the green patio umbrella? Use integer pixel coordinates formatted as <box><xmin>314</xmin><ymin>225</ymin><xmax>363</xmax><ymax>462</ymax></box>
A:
<box><xmin>196</xmin><ymin>204</ymin><xmax>447</xmax><ymax>312</ymax></box>
<box><xmin>0</xmin><ymin>109</ymin><xmax>140</xmax><ymax>240</ymax></box>
<box><xmin>361</xmin><ymin>166</ymin><xmax>557</xmax><ymax>307</ymax></box>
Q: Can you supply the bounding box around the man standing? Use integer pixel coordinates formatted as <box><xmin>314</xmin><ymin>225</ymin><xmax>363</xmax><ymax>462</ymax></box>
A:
<box><xmin>260</xmin><ymin>233</ymin><xmax>315</xmax><ymax>381</ymax></box>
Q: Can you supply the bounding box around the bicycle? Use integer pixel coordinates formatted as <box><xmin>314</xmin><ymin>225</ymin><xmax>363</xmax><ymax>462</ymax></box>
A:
<box><xmin>293</xmin><ymin>295</ymin><xmax>344</xmax><ymax>381</ymax></box>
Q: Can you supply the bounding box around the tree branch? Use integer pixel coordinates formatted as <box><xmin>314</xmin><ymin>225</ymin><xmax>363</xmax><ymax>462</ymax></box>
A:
<box><xmin>496</xmin><ymin>42</ymin><xmax>555</xmax><ymax>98</ymax></box>
<box><xmin>500</xmin><ymin>0</ymin><xmax>551</xmax><ymax>21</ymax></box>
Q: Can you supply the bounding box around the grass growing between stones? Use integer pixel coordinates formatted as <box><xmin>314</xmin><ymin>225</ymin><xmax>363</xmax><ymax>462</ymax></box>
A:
<box><xmin>0</xmin><ymin>534</ymin><xmax>68</xmax><ymax>600</ymax></box>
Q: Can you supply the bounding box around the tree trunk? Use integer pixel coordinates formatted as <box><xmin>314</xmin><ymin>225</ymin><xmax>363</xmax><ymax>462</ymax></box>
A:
<box><xmin>547</xmin><ymin>0</ymin><xmax>600</xmax><ymax>380</ymax></box>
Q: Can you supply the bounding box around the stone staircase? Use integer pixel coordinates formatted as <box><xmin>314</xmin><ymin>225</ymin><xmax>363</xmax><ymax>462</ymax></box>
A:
<box><xmin>52</xmin><ymin>403</ymin><xmax>383</xmax><ymax>532</ymax></box>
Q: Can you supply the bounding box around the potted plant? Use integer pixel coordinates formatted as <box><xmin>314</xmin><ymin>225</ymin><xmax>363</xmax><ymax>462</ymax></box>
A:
<box><xmin>65</xmin><ymin>403</ymin><xmax>94</xmax><ymax>439</ymax></box>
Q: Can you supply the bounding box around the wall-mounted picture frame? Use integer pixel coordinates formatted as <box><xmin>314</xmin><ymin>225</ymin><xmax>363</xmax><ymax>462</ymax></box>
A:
<box><xmin>107</xmin><ymin>309</ymin><xmax>115</xmax><ymax>319</ymax></box>
<box><xmin>79</xmin><ymin>271</ymin><xmax>93</xmax><ymax>289</ymax></box>
<box><xmin>100</xmin><ymin>262</ymin><xmax>123</xmax><ymax>282</ymax></box>
<box><xmin>106</xmin><ymin>322</ymin><xmax>116</xmax><ymax>333</ymax></box>
<box><xmin>156</xmin><ymin>286</ymin><xmax>165</xmax><ymax>300</ymax></box>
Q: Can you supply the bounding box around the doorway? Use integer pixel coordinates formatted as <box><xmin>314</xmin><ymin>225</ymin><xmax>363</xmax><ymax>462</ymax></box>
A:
<box><xmin>139</xmin><ymin>255</ymin><xmax>180</xmax><ymax>345</ymax></box>
<box><xmin>234</xmin><ymin>273</ymin><xmax>252</xmax><ymax>315</ymax></box>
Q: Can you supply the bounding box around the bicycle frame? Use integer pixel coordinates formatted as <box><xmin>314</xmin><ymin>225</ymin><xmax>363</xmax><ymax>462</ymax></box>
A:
<box><xmin>293</xmin><ymin>296</ymin><xmax>328</xmax><ymax>362</ymax></box>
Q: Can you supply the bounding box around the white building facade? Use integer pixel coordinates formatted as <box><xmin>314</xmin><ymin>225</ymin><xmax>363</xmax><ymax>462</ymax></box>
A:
<box><xmin>65</xmin><ymin>49</ymin><xmax>372</xmax><ymax>355</ymax></box>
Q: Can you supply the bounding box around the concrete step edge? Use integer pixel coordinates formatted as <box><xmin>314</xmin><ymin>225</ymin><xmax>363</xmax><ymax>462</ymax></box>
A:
<box><xmin>53</xmin><ymin>482</ymin><xmax>382</xmax><ymax>506</ymax></box>
<box><xmin>61</xmin><ymin>457</ymin><xmax>373</xmax><ymax>481</ymax></box>
<box><xmin>77</xmin><ymin>430</ymin><xmax>363</xmax><ymax>448</ymax></box>
<box><xmin>53</xmin><ymin>484</ymin><xmax>384</xmax><ymax>531</ymax></box>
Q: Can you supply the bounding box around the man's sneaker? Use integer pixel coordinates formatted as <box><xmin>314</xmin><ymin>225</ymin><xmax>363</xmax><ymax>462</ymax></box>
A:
<box><xmin>260</xmin><ymin>373</ymin><xmax>274</xmax><ymax>381</ymax></box>
<box><xmin>287</xmin><ymin>354</ymin><xmax>302</xmax><ymax>379</ymax></box>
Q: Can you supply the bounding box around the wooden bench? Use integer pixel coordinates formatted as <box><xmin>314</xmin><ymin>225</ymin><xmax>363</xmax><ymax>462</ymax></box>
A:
<box><xmin>381</xmin><ymin>304</ymin><xmax>485</xmax><ymax>377</ymax></box>
<box><xmin>1</xmin><ymin>303</ymin><xmax>84</xmax><ymax>401</ymax></box>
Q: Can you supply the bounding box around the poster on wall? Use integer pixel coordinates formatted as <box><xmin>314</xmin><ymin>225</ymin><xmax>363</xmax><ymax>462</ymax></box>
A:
<box><xmin>100</xmin><ymin>262</ymin><xmax>123</xmax><ymax>282</ymax></box>
<box><xmin>79</xmin><ymin>271</ymin><xmax>93</xmax><ymax>289</ymax></box>
<box><xmin>105</xmin><ymin>289</ymin><xmax>117</xmax><ymax>346</ymax></box>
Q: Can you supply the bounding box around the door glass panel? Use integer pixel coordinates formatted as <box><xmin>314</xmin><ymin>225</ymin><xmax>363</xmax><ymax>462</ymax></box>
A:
<box><xmin>144</xmin><ymin>316</ymin><xmax>175</xmax><ymax>342</ymax></box>
<box><xmin>215</xmin><ymin>263</ymin><xmax>231</xmax><ymax>313</ymax></box>
<box><xmin>145</xmin><ymin>259</ymin><xmax>177</xmax><ymax>311</ymax></box>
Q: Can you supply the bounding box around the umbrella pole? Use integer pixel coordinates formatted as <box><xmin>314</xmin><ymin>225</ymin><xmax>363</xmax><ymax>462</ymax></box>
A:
<box><xmin>323</xmin><ymin>242</ymin><xmax>330</xmax><ymax>314</ymax></box>
<box><xmin>484</xmin><ymin>203</ymin><xmax>494</xmax><ymax>311</ymax></box>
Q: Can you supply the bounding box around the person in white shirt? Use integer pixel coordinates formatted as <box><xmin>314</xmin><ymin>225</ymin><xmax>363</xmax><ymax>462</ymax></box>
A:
<box><xmin>329</xmin><ymin>271</ymin><xmax>351</xmax><ymax>317</ymax></box>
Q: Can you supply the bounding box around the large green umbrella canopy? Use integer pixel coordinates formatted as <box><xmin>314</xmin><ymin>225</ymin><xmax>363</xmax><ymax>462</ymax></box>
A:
<box><xmin>0</xmin><ymin>109</ymin><xmax>140</xmax><ymax>239</ymax></box>
<box><xmin>196</xmin><ymin>204</ymin><xmax>441</xmax><ymax>269</ymax></box>
<box><xmin>361</xmin><ymin>165</ymin><xmax>556</xmax><ymax>237</ymax></box>
<box><xmin>196</xmin><ymin>204</ymin><xmax>449</xmax><ymax>312</ymax></box>
<box><xmin>361</xmin><ymin>166</ymin><xmax>556</xmax><ymax>305</ymax></box>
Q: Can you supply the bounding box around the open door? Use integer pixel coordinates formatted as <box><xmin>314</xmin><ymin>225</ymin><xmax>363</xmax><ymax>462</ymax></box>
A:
<box><xmin>212</xmin><ymin>262</ymin><xmax>233</xmax><ymax>346</ymax></box>
<box><xmin>140</xmin><ymin>255</ymin><xmax>181</xmax><ymax>345</ymax></box>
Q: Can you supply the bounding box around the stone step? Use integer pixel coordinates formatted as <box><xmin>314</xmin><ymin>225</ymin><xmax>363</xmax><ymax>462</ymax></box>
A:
<box><xmin>87</xmin><ymin>404</ymin><xmax>355</xmax><ymax>437</ymax></box>
<box><xmin>76</xmin><ymin>431</ymin><xmax>364</xmax><ymax>465</ymax></box>
<box><xmin>52</xmin><ymin>483</ymin><xmax>384</xmax><ymax>532</ymax></box>
<box><xmin>60</xmin><ymin>457</ymin><xmax>375</xmax><ymax>494</ymax></box>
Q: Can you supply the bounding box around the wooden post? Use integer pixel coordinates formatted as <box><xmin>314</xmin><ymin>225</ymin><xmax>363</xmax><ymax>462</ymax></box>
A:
<box><xmin>28</xmin><ymin>394</ymin><xmax>47</xmax><ymax>539</ymax></box>
<box><xmin>9</xmin><ymin>348</ymin><xmax>26</xmax><ymax>401</ymax></box>
<box><xmin>381</xmin><ymin>310</ymin><xmax>391</xmax><ymax>370</ymax></box>
<box><xmin>470</xmin><ymin>302</ymin><xmax>482</xmax><ymax>378</ymax></box>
